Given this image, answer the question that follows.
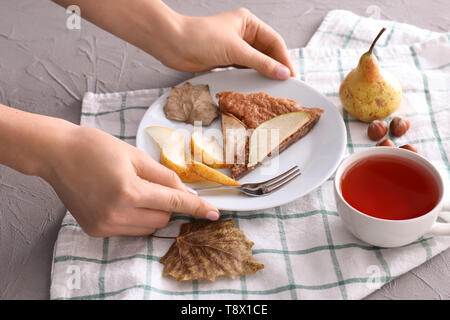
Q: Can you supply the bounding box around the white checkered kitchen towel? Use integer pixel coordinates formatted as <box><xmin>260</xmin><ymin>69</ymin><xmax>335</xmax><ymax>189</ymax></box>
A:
<box><xmin>50</xmin><ymin>10</ymin><xmax>450</xmax><ymax>300</ymax></box>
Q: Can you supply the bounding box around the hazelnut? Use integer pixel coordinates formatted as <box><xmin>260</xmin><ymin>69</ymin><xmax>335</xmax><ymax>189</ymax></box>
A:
<box><xmin>367</xmin><ymin>120</ymin><xmax>387</xmax><ymax>141</ymax></box>
<box><xmin>390</xmin><ymin>116</ymin><xmax>410</xmax><ymax>137</ymax></box>
<box><xmin>399</xmin><ymin>144</ymin><xmax>418</xmax><ymax>153</ymax></box>
<box><xmin>376</xmin><ymin>138</ymin><xmax>395</xmax><ymax>147</ymax></box>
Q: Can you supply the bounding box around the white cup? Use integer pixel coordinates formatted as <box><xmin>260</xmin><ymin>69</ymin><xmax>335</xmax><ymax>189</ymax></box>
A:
<box><xmin>334</xmin><ymin>147</ymin><xmax>450</xmax><ymax>248</ymax></box>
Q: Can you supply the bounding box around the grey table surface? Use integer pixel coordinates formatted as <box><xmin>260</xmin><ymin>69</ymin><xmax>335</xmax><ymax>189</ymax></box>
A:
<box><xmin>1</xmin><ymin>0</ymin><xmax>449</xmax><ymax>300</ymax></box>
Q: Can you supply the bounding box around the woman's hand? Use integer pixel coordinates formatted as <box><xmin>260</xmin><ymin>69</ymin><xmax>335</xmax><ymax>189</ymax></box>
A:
<box><xmin>52</xmin><ymin>1</ymin><xmax>294</xmax><ymax>80</ymax></box>
<box><xmin>161</xmin><ymin>8</ymin><xmax>296</xmax><ymax>80</ymax></box>
<box><xmin>0</xmin><ymin>104</ymin><xmax>219</xmax><ymax>238</ymax></box>
<box><xmin>43</xmin><ymin>125</ymin><xmax>220</xmax><ymax>237</ymax></box>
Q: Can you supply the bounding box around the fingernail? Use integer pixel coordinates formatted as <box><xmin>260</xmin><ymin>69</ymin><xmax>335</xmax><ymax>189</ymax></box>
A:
<box><xmin>185</xmin><ymin>186</ymin><xmax>198</xmax><ymax>196</ymax></box>
<box><xmin>275</xmin><ymin>65</ymin><xmax>290</xmax><ymax>80</ymax></box>
<box><xmin>206</xmin><ymin>211</ymin><xmax>220</xmax><ymax>221</ymax></box>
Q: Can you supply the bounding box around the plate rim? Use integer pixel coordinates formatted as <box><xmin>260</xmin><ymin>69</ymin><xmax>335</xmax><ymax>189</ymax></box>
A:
<box><xmin>136</xmin><ymin>69</ymin><xmax>347</xmax><ymax>211</ymax></box>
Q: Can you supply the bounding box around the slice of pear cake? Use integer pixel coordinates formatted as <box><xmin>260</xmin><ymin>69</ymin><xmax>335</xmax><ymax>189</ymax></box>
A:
<box><xmin>217</xmin><ymin>91</ymin><xmax>323</xmax><ymax>180</ymax></box>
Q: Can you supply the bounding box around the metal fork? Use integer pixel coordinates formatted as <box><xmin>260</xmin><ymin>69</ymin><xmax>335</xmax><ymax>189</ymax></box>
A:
<box><xmin>194</xmin><ymin>165</ymin><xmax>301</xmax><ymax>196</ymax></box>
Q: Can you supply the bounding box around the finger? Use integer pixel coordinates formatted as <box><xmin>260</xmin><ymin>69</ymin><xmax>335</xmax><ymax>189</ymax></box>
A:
<box><xmin>133</xmin><ymin>149</ymin><xmax>194</xmax><ymax>194</ymax></box>
<box><xmin>240</xmin><ymin>13</ymin><xmax>295</xmax><ymax>78</ymax></box>
<box><xmin>115</xmin><ymin>207</ymin><xmax>172</xmax><ymax>230</ymax></box>
<box><xmin>213</xmin><ymin>64</ymin><xmax>249</xmax><ymax>69</ymax></box>
<box><xmin>136</xmin><ymin>181</ymin><xmax>220</xmax><ymax>221</ymax></box>
<box><xmin>251</xmin><ymin>22</ymin><xmax>295</xmax><ymax>77</ymax></box>
<box><xmin>82</xmin><ymin>219</ymin><xmax>156</xmax><ymax>238</ymax></box>
<box><xmin>104</xmin><ymin>225</ymin><xmax>157</xmax><ymax>237</ymax></box>
<box><xmin>95</xmin><ymin>207</ymin><xmax>170</xmax><ymax>237</ymax></box>
<box><xmin>232</xmin><ymin>40</ymin><xmax>291</xmax><ymax>80</ymax></box>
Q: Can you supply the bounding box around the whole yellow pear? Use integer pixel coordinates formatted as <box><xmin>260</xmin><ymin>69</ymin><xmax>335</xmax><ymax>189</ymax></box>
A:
<box><xmin>339</xmin><ymin>28</ymin><xmax>402</xmax><ymax>122</ymax></box>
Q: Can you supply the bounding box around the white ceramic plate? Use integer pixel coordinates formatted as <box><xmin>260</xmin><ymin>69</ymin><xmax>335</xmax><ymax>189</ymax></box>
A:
<box><xmin>136</xmin><ymin>69</ymin><xmax>346</xmax><ymax>211</ymax></box>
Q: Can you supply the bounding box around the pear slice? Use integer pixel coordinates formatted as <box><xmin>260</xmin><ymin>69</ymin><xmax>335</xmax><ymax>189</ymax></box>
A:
<box><xmin>189</xmin><ymin>160</ymin><xmax>240</xmax><ymax>186</ymax></box>
<box><xmin>247</xmin><ymin>111</ymin><xmax>311</xmax><ymax>168</ymax></box>
<box><xmin>146</xmin><ymin>126</ymin><xmax>204</xmax><ymax>182</ymax></box>
<box><xmin>190</xmin><ymin>129</ymin><xmax>226</xmax><ymax>168</ymax></box>
<box><xmin>221</xmin><ymin>112</ymin><xmax>247</xmax><ymax>166</ymax></box>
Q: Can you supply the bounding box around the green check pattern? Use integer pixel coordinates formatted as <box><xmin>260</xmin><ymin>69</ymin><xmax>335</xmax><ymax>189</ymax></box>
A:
<box><xmin>50</xmin><ymin>10</ymin><xmax>450</xmax><ymax>300</ymax></box>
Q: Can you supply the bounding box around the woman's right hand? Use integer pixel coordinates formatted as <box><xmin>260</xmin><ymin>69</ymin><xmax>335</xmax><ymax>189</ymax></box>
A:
<box><xmin>43</xmin><ymin>124</ymin><xmax>220</xmax><ymax>237</ymax></box>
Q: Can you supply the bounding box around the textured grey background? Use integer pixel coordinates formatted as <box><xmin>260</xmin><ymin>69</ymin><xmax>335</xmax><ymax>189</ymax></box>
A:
<box><xmin>0</xmin><ymin>0</ymin><xmax>449</xmax><ymax>300</ymax></box>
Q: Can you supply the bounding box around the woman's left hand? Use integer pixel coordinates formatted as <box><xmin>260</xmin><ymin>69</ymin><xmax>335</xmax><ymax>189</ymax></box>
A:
<box><xmin>161</xmin><ymin>8</ymin><xmax>296</xmax><ymax>80</ymax></box>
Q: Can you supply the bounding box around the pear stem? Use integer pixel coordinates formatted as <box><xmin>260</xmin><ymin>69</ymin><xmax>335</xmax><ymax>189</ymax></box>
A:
<box><xmin>368</xmin><ymin>27</ymin><xmax>386</xmax><ymax>55</ymax></box>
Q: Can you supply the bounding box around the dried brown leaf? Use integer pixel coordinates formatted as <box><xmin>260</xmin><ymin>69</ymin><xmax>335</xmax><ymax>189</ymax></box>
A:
<box><xmin>163</xmin><ymin>82</ymin><xmax>219</xmax><ymax>126</ymax></box>
<box><xmin>159</xmin><ymin>219</ymin><xmax>264</xmax><ymax>282</ymax></box>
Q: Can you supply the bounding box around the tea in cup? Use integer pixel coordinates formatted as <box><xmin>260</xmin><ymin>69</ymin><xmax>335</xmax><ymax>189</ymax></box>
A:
<box><xmin>334</xmin><ymin>147</ymin><xmax>449</xmax><ymax>247</ymax></box>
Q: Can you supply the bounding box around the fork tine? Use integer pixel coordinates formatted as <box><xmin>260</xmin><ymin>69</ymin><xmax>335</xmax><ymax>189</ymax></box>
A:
<box><xmin>265</xmin><ymin>168</ymin><xmax>300</xmax><ymax>189</ymax></box>
<box><xmin>256</xmin><ymin>165</ymin><xmax>299</xmax><ymax>186</ymax></box>
<box><xmin>264</xmin><ymin>170</ymin><xmax>301</xmax><ymax>194</ymax></box>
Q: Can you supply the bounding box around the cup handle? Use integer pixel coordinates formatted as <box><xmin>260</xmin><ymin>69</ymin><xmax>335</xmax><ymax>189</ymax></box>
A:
<box><xmin>428</xmin><ymin>211</ymin><xmax>450</xmax><ymax>236</ymax></box>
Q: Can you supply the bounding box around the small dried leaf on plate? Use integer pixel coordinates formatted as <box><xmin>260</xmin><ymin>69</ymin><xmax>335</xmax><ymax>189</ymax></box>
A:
<box><xmin>159</xmin><ymin>219</ymin><xmax>264</xmax><ymax>282</ymax></box>
<box><xmin>163</xmin><ymin>82</ymin><xmax>219</xmax><ymax>126</ymax></box>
